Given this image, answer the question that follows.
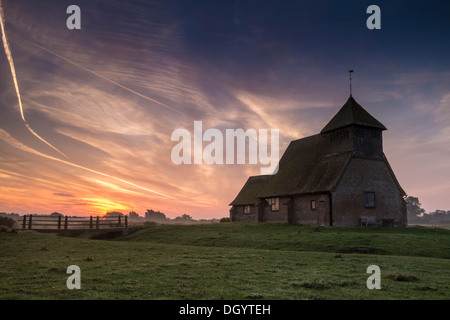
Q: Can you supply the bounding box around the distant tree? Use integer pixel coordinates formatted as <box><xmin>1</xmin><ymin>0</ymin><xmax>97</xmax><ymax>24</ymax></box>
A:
<box><xmin>406</xmin><ymin>196</ymin><xmax>450</xmax><ymax>225</ymax></box>
<box><xmin>406</xmin><ymin>196</ymin><xmax>426</xmax><ymax>223</ymax></box>
<box><xmin>105</xmin><ymin>211</ymin><xmax>124</xmax><ymax>218</ymax></box>
<box><xmin>0</xmin><ymin>216</ymin><xmax>17</xmax><ymax>229</ymax></box>
<box><xmin>145</xmin><ymin>209</ymin><xmax>167</xmax><ymax>222</ymax></box>
<box><xmin>427</xmin><ymin>210</ymin><xmax>450</xmax><ymax>223</ymax></box>
<box><xmin>0</xmin><ymin>212</ymin><xmax>20</xmax><ymax>219</ymax></box>
<box><xmin>128</xmin><ymin>211</ymin><xmax>139</xmax><ymax>219</ymax></box>
<box><xmin>181</xmin><ymin>214</ymin><xmax>193</xmax><ymax>220</ymax></box>
<box><xmin>50</xmin><ymin>212</ymin><xmax>64</xmax><ymax>217</ymax></box>
<box><xmin>173</xmin><ymin>214</ymin><xmax>194</xmax><ymax>223</ymax></box>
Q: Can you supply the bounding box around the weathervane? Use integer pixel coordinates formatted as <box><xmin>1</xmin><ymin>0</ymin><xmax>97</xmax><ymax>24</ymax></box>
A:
<box><xmin>349</xmin><ymin>69</ymin><xmax>354</xmax><ymax>97</ymax></box>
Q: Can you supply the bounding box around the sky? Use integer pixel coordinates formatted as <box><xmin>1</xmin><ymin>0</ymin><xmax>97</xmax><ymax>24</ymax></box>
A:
<box><xmin>0</xmin><ymin>0</ymin><xmax>449</xmax><ymax>219</ymax></box>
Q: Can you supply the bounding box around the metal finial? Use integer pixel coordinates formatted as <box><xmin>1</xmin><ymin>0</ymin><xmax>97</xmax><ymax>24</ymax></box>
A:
<box><xmin>349</xmin><ymin>69</ymin><xmax>354</xmax><ymax>97</ymax></box>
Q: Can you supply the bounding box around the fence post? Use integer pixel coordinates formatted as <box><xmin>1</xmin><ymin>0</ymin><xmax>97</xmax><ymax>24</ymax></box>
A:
<box><xmin>96</xmin><ymin>216</ymin><xmax>99</xmax><ymax>229</ymax></box>
<box><xmin>118</xmin><ymin>215</ymin><xmax>121</xmax><ymax>227</ymax></box>
<box><xmin>28</xmin><ymin>214</ymin><xmax>32</xmax><ymax>230</ymax></box>
<box><xmin>64</xmin><ymin>215</ymin><xmax>68</xmax><ymax>230</ymax></box>
<box><xmin>89</xmin><ymin>216</ymin><xmax>93</xmax><ymax>229</ymax></box>
<box><xmin>123</xmin><ymin>215</ymin><xmax>129</xmax><ymax>236</ymax></box>
<box><xmin>22</xmin><ymin>215</ymin><xmax>26</xmax><ymax>230</ymax></box>
<box><xmin>58</xmin><ymin>215</ymin><xmax>62</xmax><ymax>230</ymax></box>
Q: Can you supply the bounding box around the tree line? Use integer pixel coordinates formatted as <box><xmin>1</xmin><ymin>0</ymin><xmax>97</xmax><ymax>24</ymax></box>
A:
<box><xmin>0</xmin><ymin>209</ymin><xmax>225</xmax><ymax>225</ymax></box>
<box><xmin>406</xmin><ymin>196</ymin><xmax>450</xmax><ymax>225</ymax></box>
<box><xmin>106</xmin><ymin>209</ymin><xmax>210</xmax><ymax>224</ymax></box>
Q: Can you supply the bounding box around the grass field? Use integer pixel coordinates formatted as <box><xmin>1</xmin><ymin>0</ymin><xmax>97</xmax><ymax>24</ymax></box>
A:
<box><xmin>0</xmin><ymin>223</ymin><xmax>449</xmax><ymax>300</ymax></box>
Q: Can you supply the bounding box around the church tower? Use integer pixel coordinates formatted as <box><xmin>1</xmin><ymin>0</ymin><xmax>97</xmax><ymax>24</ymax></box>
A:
<box><xmin>320</xmin><ymin>95</ymin><xmax>387</xmax><ymax>159</ymax></box>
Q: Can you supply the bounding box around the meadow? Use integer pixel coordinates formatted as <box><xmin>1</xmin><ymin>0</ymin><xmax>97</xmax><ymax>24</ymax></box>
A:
<box><xmin>0</xmin><ymin>223</ymin><xmax>449</xmax><ymax>300</ymax></box>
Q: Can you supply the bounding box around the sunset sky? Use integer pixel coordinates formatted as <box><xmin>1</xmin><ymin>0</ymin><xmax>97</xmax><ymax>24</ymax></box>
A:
<box><xmin>1</xmin><ymin>0</ymin><xmax>449</xmax><ymax>218</ymax></box>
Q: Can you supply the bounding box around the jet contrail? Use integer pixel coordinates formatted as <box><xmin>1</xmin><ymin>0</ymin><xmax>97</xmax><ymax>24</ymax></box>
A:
<box><xmin>0</xmin><ymin>2</ymin><xmax>177</xmax><ymax>201</ymax></box>
<box><xmin>22</xmin><ymin>39</ymin><xmax>187</xmax><ymax>117</ymax></box>
<box><xmin>0</xmin><ymin>2</ymin><xmax>23</xmax><ymax>121</ymax></box>
<box><xmin>0</xmin><ymin>3</ymin><xmax>174</xmax><ymax>200</ymax></box>
<box><xmin>0</xmin><ymin>1</ymin><xmax>68</xmax><ymax>158</ymax></box>
<box><xmin>0</xmin><ymin>128</ymin><xmax>177</xmax><ymax>200</ymax></box>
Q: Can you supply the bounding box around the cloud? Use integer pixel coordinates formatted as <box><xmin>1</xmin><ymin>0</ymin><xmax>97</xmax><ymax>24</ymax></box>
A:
<box><xmin>0</xmin><ymin>128</ymin><xmax>176</xmax><ymax>200</ymax></box>
<box><xmin>53</xmin><ymin>193</ymin><xmax>74</xmax><ymax>197</ymax></box>
<box><xmin>434</xmin><ymin>93</ymin><xmax>450</xmax><ymax>123</ymax></box>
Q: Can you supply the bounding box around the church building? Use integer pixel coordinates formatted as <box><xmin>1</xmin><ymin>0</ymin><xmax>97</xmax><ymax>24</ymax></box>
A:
<box><xmin>229</xmin><ymin>95</ymin><xmax>407</xmax><ymax>227</ymax></box>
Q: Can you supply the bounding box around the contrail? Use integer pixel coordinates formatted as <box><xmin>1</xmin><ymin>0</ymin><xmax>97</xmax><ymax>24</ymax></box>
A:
<box><xmin>22</xmin><ymin>39</ymin><xmax>187</xmax><ymax>117</ymax></box>
<box><xmin>0</xmin><ymin>2</ymin><xmax>23</xmax><ymax>121</ymax></box>
<box><xmin>0</xmin><ymin>1</ymin><xmax>68</xmax><ymax>158</ymax></box>
<box><xmin>0</xmin><ymin>2</ymin><xmax>179</xmax><ymax>202</ymax></box>
<box><xmin>0</xmin><ymin>128</ymin><xmax>177</xmax><ymax>200</ymax></box>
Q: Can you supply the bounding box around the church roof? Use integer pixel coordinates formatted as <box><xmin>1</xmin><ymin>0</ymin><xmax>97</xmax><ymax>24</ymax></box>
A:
<box><xmin>229</xmin><ymin>175</ymin><xmax>272</xmax><ymax>206</ymax></box>
<box><xmin>229</xmin><ymin>134</ymin><xmax>353</xmax><ymax>205</ymax></box>
<box><xmin>320</xmin><ymin>96</ymin><xmax>387</xmax><ymax>134</ymax></box>
<box><xmin>256</xmin><ymin>134</ymin><xmax>352</xmax><ymax>198</ymax></box>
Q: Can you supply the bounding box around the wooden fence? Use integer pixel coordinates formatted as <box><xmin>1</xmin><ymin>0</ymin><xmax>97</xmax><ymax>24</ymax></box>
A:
<box><xmin>21</xmin><ymin>215</ymin><xmax>128</xmax><ymax>233</ymax></box>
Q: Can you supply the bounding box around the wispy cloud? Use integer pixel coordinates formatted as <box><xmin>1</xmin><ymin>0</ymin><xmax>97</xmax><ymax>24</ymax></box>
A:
<box><xmin>0</xmin><ymin>128</ymin><xmax>176</xmax><ymax>200</ymax></box>
<box><xmin>53</xmin><ymin>193</ymin><xmax>74</xmax><ymax>197</ymax></box>
<box><xmin>434</xmin><ymin>93</ymin><xmax>450</xmax><ymax>123</ymax></box>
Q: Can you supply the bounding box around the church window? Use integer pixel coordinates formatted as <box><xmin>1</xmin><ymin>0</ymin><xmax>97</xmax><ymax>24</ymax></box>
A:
<box><xmin>356</xmin><ymin>128</ymin><xmax>365</xmax><ymax>137</ymax></box>
<box><xmin>371</xmin><ymin>130</ymin><xmax>380</xmax><ymax>140</ymax></box>
<box><xmin>330</xmin><ymin>129</ymin><xmax>349</xmax><ymax>141</ymax></box>
<box><xmin>266</xmin><ymin>198</ymin><xmax>279</xmax><ymax>211</ymax></box>
<box><xmin>364</xmin><ymin>192</ymin><xmax>375</xmax><ymax>208</ymax></box>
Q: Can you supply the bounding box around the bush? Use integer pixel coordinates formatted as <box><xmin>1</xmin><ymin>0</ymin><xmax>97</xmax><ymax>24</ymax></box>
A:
<box><xmin>0</xmin><ymin>216</ymin><xmax>17</xmax><ymax>229</ymax></box>
<box><xmin>89</xmin><ymin>231</ymin><xmax>123</xmax><ymax>240</ymax></box>
<box><xmin>387</xmin><ymin>273</ymin><xmax>419</xmax><ymax>282</ymax></box>
<box><xmin>0</xmin><ymin>225</ymin><xmax>11</xmax><ymax>233</ymax></box>
<box><xmin>220</xmin><ymin>217</ymin><xmax>230</xmax><ymax>223</ymax></box>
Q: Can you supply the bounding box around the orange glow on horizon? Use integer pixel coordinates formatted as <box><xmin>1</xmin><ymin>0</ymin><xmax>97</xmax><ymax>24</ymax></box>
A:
<box><xmin>80</xmin><ymin>197</ymin><xmax>130</xmax><ymax>217</ymax></box>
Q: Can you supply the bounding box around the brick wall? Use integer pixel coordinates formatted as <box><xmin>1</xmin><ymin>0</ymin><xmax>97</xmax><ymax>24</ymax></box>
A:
<box><xmin>262</xmin><ymin>197</ymin><xmax>289</xmax><ymax>223</ymax></box>
<box><xmin>332</xmin><ymin>157</ymin><xmax>406</xmax><ymax>226</ymax></box>
<box><xmin>293</xmin><ymin>194</ymin><xmax>330</xmax><ymax>226</ymax></box>
<box><xmin>230</xmin><ymin>205</ymin><xmax>258</xmax><ymax>222</ymax></box>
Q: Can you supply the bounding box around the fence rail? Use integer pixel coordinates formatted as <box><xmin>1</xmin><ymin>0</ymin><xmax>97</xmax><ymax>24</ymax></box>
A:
<box><xmin>21</xmin><ymin>215</ymin><xmax>128</xmax><ymax>233</ymax></box>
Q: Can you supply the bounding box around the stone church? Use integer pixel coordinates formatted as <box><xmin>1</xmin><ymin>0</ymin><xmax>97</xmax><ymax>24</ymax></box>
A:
<box><xmin>229</xmin><ymin>95</ymin><xmax>407</xmax><ymax>227</ymax></box>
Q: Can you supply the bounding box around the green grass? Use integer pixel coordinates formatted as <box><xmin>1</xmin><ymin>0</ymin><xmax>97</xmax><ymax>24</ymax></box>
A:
<box><xmin>122</xmin><ymin>223</ymin><xmax>450</xmax><ymax>259</ymax></box>
<box><xmin>0</xmin><ymin>223</ymin><xmax>449</xmax><ymax>300</ymax></box>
